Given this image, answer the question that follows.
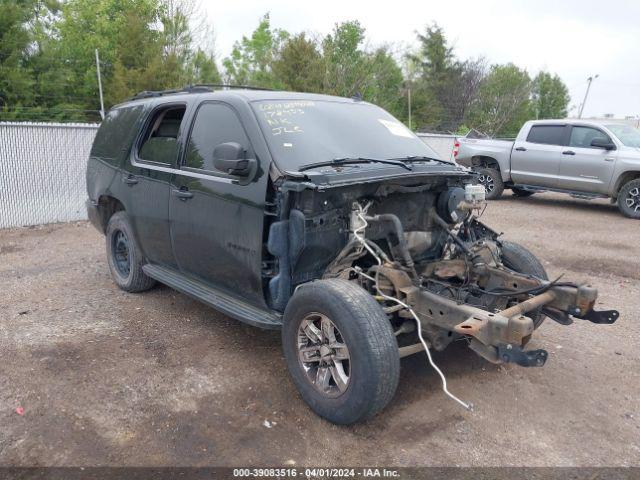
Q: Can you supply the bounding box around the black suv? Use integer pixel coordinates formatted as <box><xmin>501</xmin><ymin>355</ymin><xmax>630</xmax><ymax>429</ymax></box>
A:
<box><xmin>86</xmin><ymin>86</ymin><xmax>618</xmax><ymax>424</ymax></box>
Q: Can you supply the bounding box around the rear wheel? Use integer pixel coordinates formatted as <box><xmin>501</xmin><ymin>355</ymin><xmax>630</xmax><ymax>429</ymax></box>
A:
<box><xmin>106</xmin><ymin>211</ymin><xmax>156</xmax><ymax>292</ymax></box>
<box><xmin>282</xmin><ymin>279</ymin><xmax>400</xmax><ymax>425</ymax></box>
<box><xmin>617</xmin><ymin>178</ymin><xmax>640</xmax><ymax>219</ymax></box>
<box><xmin>476</xmin><ymin>167</ymin><xmax>504</xmax><ymax>200</ymax></box>
<box><xmin>500</xmin><ymin>241</ymin><xmax>548</xmax><ymax>329</ymax></box>
<box><xmin>512</xmin><ymin>187</ymin><xmax>535</xmax><ymax>198</ymax></box>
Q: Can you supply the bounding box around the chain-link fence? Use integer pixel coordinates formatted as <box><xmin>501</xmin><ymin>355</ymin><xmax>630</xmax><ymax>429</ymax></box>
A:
<box><xmin>0</xmin><ymin>122</ymin><xmax>99</xmax><ymax>229</ymax></box>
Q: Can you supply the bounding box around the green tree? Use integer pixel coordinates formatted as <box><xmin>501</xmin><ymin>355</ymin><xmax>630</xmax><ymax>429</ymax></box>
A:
<box><xmin>467</xmin><ymin>63</ymin><xmax>533</xmax><ymax>136</ymax></box>
<box><xmin>272</xmin><ymin>33</ymin><xmax>324</xmax><ymax>93</ymax></box>
<box><xmin>531</xmin><ymin>71</ymin><xmax>570</xmax><ymax>119</ymax></box>
<box><xmin>321</xmin><ymin>20</ymin><xmax>367</xmax><ymax>97</ymax></box>
<box><xmin>0</xmin><ymin>1</ymin><xmax>38</xmax><ymax>119</ymax></box>
<box><xmin>409</xmin><ymin>23</ymin><xmax>485</xmax><ymax>132</ymax></box>
<box><xmin>222</xmin><ymin>13</ymin><xmax>288</xmax><ymax>87</ymax></box>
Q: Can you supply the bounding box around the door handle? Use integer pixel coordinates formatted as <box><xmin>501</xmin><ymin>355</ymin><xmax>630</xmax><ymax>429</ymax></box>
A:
<box><xmin>562</xmin><ymin>150</ymin><xmax>576</xmax><ymax>155</ymax></box>
<box><xmin>172</xmin><ymin>188</ymin><xmax>194</xmax><ymax>200</ymax></box>
<box><xmin>122</xmin><ymin>175</ymin><xmax>138</xmax><ymax>185</ymax></box>
<box><xmin>515</xmin><ymin>147</ymin><xmax>527</xmax><ymax>152</ymax></box>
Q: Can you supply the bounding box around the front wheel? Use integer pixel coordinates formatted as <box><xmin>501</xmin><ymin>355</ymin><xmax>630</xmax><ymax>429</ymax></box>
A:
<box><xmin>617</xmin><ymin>178</ymin><xmax>640</xmax><ymax>219</ymax></box>
<box><xmin>282</xmin><ymin>279</ymin><xmax>400</xmax><ymax>425</ymax></box>
<box><xmin>500</xmin><ymin>241</ymin><xmax>548</xmax><ymax>329</ymax></box>
<box><xmin>476</xmin><ymin>167</ymin><xmax>504</xmax><ymax>200</ymax></box>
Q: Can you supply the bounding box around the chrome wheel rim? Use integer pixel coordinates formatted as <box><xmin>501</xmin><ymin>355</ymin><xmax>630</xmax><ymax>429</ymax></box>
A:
<box><xmin>477</xmin><ymin>174</ymin><xmax>495</xmax><ymax>193</ymax></box>
<box><xmin>625</xmin><ymin>187</ymin><xmax>640</xmax><ymax>212</ymax></box>
<box><xmin>297</xmin><ymin>313</ymin><xmax>350</xmax><ymax>398</ymax></box>
<box><xmin>112</xmin><ymin>230</ymin><xmax>131</xmax><ymax>277</ymax></box>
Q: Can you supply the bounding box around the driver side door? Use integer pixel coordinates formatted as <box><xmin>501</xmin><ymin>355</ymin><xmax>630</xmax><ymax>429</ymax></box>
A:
<box><xmin>168</xmin><ymin>101</ymin><xmax>268</xmax><ymax>308</ymax></box>
<box><xmin>558</xmin><ymin>125</ymin><xmax>617</xmax><ymax>193</ymax></box>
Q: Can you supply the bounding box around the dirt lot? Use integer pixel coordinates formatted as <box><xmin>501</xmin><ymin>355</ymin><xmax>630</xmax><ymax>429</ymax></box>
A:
<box><xmin>0</xmin><ymin>192</ymin><xmax>638</xmax><ymax>467</ymax></box>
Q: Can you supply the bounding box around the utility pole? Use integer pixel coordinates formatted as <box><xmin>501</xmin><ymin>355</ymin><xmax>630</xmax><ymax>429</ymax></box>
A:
<box><xmin>578</xmin><ymin>74</ymin><xmax>599</xmax><ymax>119</ymax></box>
<box><xmin>407</xmin><ymin>87</ymin><xmax>412</xmax><ymax>130</ymax></box>
<box><xmin>95</xmin><ymin>49</ymin><xmax>105</xmax><ymax>120</ymax></box>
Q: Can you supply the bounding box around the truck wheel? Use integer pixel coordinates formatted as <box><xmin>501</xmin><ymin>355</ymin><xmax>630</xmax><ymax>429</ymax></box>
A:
<box><xmin>512</xmin><ymin>187</ymin><xmax>535</xmax><ymax>198</ymax></box>
<box><xmin>105</xmin><ymin>211</ymin><xmax>156</xmax><ymax>292</ymax></box>
<box><xmin>500</xmin><ymin>241</ymin><xmax>548</xmax><ymax>329</ymax></box>
<box><xmin>282</xmin><ymin>279</ymin><xmax>400</xmax><ymax>425</ymax></box>
<box><xmin>617</xmin><ymin>178</ymin><xmax>640</xmax><ymax>219</ymax></box>
<box><xmin>476</xmin><ymin>167</ymin><xmax>504</xmax><ymax>200</ymax></box>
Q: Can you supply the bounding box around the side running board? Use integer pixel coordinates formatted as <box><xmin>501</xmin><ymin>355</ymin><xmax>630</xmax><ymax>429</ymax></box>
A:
<box><xmin>142</xmin><ymin>264</ymin><xmax>282</xmax><ymax>330</ymax></box>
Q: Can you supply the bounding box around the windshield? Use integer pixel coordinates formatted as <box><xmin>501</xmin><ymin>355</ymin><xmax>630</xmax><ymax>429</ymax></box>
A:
<box><xmin>251</xmin><ymin>100</ymin><xmax>442</xmax><ymax>170</ymax></box>
<box><xmin>606</xmin><ymin>124</ymin><xmax>640</xmax><ymax>147</ymax></box>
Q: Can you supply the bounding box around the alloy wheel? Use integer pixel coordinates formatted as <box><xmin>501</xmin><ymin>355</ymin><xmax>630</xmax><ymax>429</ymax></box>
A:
<box><xmin>297</xmin><ymin>313</ymin><xmax>351</xmax><ymax>398</ymax></box>
<box><xmin>477</xmin><ymin>173</ymin><xmax>495</xmax><ymax>193</ymax></box>
<box><xmin>625</xmin><ymin>187</ymin><xmax>640</xmax><ymax>212</ymax></box>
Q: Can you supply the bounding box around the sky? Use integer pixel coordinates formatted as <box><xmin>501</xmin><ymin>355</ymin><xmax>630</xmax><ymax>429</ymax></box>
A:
<box><xmin>203</xmin><ymin>0</ymin><xmax>640</xmax><ymax>119</ymax></box>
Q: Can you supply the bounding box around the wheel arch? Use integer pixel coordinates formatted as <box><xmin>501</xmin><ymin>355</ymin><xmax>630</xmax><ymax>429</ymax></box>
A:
<box><xmin>471</xmin><ymin>155</ymin><xmax>500</xmax><ymax>171</ymax></box>
<box><xmin>96</xmin><ymin>195</ymin><xmax>126</xmax><ymax>233</ymax></box>
<box><xmin>613</xmin><ymin>171</ymin><xmax>640</xmax><ymax>199</ymax></box>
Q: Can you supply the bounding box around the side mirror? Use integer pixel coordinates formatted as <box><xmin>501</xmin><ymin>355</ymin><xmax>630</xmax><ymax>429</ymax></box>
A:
<box><xmin>213</xmin><ymin>142</ymin><xmax>254</xmax><ymax>176</ymax></box>
<box><xmin>590</xmin><ymin>137</ymin><xmax>616</xmax><ymax>150</ymax></box>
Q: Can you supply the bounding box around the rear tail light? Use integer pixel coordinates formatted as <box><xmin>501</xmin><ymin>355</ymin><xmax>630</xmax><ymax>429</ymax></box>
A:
<box><xmin>453</xmin><ymin>140</ymin><xmax>460</xmax><ymax>157</ymax></box>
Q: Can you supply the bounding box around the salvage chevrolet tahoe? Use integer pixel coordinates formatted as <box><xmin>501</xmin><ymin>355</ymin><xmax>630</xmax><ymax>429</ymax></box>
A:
<box><xmin>86</xmin><ymin>86</ymin><xmax>619</xmax><ymax>424</ymax></box>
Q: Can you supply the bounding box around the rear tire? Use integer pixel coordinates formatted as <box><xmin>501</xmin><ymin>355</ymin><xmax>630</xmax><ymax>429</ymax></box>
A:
<box><xmin>500</xmin><ymin>241</ymin><xmax>548</xmax><ymax>329</ymax></box>
<box><xmin>512</xmin><ymin>187</ymin><xmax>535</xmax><ymax>198</ymax></box>
<box><xmin>282</xmin><ymin>279</ymin><xmax>400</xmax><ymax>425</ymax></box>
<box><xmin>476</xmin><ymin>167</ymin><xmax>504</xmax><ymax>200</ymax></box>
<box><xmin>106</xmin><ymin>211</ymin><xmax>156</xmax><ymax>293</ymax></box>
<box><xmin>617</xmin><ymin>178</ymin><xmax>640</xmax><ymax>219</ymax></box>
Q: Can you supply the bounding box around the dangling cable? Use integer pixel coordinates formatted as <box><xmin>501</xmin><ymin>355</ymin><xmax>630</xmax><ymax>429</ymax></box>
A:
<box><xmin>352</xmin><ymin>206</ymin><xmax>473</xmax><ymax>411</ymax></box>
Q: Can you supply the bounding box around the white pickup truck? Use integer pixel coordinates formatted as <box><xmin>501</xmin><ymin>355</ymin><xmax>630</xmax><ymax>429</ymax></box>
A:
<box><xmin>454</xmin><ymin>119</ymin><xmax>640</xmax><ymax>218</ymax></box>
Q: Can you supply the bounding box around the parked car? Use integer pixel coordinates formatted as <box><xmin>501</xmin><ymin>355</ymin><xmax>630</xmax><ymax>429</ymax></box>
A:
<box><xmin>86</xmin><ymin>87</ymin><xmax>619</xmax><ymax>424</ymax></box>
<box><xmin>454</xmin><ymin>119</ymin><xmax>640</xmax><ymax>218</ymax></box>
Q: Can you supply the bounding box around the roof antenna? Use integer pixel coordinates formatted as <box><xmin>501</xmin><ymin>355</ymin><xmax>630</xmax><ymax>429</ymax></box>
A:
<box><xmin>352</xmin><ymin>91</ymin><xmax>363</xmax><ymax>102</ymax></box>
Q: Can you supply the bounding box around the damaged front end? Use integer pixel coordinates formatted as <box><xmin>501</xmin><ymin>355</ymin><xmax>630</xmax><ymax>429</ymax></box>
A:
<box><xmin>265</xmin><ymin>168</ymin><xmax>619</xmax><ymax>372</ymax></box>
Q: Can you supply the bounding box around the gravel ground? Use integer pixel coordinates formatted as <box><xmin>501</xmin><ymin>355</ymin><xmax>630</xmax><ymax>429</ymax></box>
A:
<box><xmin>0</xmin><ymin>191</ymin><xmax>638</xmax><ymax>467</ymax></box>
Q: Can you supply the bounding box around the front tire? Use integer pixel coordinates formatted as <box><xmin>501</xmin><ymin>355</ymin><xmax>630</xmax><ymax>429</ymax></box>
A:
<box><xmin>476</xmin><ymin>167</ymin><xmax>504</xmax><ymax>200</ymax></box>
<box><xmin>617</xmin><ymin>178</ymin><xmax>640</xmax><ymax>219</ymax></box>
<box><xmin>282</xmin><ymin>279</ymin><xmax>400</xmax><ymax>425</ymax></box>
<box><xmin>500</xmin><ymin>241</ymin><xmax>548</xmax><ymax>329</ymax></box>
<box><xmin>106</xmin><ymin>211</ymin><xmax>156</xmax><ymax>292</ymax></box>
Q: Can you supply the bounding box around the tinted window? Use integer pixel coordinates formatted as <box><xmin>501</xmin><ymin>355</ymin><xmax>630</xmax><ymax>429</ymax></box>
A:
<box><xmin>138</xmin><ymin>106</ymin><xmax>185</xmax><ymax>165</ymax></box>
<box><xmin>526</xmin><ymin>125</ymin><xmax>566</xmax><ymax>146</ymax></box>
<box><xmin>185</xmin><ymin>103</ymin><xmax>250</xmax><ymax>172</ymax></box>
<box><xmin>569</xmin><ymin>126</ymin><xmax>611</xmax><ymax>148</ymax></box>
<box><xmin>92</xmin><ymin>105</ymin><xmax>144</xmax><ymax>162</ymax></box>
<box><xmin>251</xmin><ymin>100</ymin><xmax>442</xmax><ymax>170</ymax></box>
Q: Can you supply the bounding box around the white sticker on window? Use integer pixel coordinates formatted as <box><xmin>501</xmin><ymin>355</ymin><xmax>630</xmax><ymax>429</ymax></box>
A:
<box><xmin>283</xmin><ymin>143</ymin><xmax>293</xmax><ymax>148</ymax></box>
<box><xmin>378</xmin><ymin>119</ymin><xmax>414</xmax><ymax>138</ymax></box>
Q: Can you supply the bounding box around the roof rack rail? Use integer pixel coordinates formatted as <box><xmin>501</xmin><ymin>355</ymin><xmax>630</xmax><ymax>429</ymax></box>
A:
<box><xmin>130</xmin><ymin>84</ymin><xmax>272</xmax><ymax>101</ymax></box>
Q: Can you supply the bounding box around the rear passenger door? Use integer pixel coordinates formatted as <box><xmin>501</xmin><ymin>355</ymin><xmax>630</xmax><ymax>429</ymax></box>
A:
<box><xmin>125</xmin><ymin>103</ymin><xmax>187</xmax><ymax>268</ymax></box>
<box><xmin>510</xmin><ymin>124</ymin><xmax>568</xmax><ymax>188</ymax></box>
<box><xmin>168</xmin><ymin>101</ymin><xmax>267</xmax><ymax>308</ymax></box>
<box><xmin>558</xmin><ymin>125</ymin><xmax>617</xmax><ymax>194</ymax></box>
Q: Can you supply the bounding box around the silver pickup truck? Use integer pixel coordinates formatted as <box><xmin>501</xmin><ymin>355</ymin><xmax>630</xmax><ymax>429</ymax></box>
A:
<box><xmin>455</xmin><ymin>119</ymin><xmax>640</xmax><ymax>218</ymax></box>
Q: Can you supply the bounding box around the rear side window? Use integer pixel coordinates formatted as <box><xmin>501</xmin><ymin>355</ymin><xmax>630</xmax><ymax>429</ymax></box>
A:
<box><xmin>91</xmin><ymin>105</ymin><xmax>144</xmax><ymax>162</ymax></box>
<box><xmin>526</xmin><ymin>125</ymin><xmax>566</xmax><ymax>146</ymax></box>
<box><xmin>184</xmin><ymin>103</ymin><xmax>251</xmax><ymax>173</ymax></box>
<box><xmin>137</xmin><ymin>105</ymin><xmax>186</xmax><ymax>165</ymax></box>
<box><xmin>569</xmin><ymin>126</ymin><xmax>611</xmax><ymax>148</ymax></box>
